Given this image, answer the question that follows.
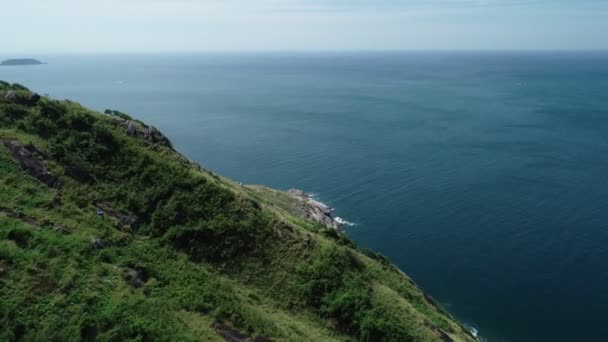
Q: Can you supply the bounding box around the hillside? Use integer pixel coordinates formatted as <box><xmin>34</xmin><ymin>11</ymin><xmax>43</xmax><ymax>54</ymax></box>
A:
<box><xmin>0</xmin><ymin>81</ymin><xmax>477</xmax><ymax>342</ymax></box>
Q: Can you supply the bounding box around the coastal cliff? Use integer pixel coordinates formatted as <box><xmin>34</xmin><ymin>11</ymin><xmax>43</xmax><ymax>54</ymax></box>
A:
<box><xmin>0</xmin><ymin>81</ymin><xmax>477</xmax><ymax>341</ymax></box>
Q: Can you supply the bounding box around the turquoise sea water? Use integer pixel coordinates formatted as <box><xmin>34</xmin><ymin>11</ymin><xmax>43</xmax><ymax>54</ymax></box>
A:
<box><xmin>2</xmin><ymin>52</ymin><xmax>608</xmax><ymax>341</ymax></box>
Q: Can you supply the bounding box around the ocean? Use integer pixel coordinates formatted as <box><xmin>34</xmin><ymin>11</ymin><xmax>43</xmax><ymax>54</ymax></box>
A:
<box><xmin>2</xmin><ymin>51</ymin><xmax>608</xmax><ymax>341</ymax></box>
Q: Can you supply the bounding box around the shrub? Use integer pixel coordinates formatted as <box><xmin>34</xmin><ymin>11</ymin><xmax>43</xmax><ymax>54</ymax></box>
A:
<box><xmin>7</xmin><ymin>227</ymin><xmax>34</xmax><ymax>248</ymax></box>
<box><xmin>10</xmin><ymin>83</ymin><xmax>29</xmax><ymax>91</ymax></box>
<box><xmin>104</xmin><ymin>109</ymin><xmax>133</xmax><ymax>121</ymax></box>
<box><xmin>0</xmin><ymin>103</ymin><xmax>29</xmax><ymax>123</ymax></box>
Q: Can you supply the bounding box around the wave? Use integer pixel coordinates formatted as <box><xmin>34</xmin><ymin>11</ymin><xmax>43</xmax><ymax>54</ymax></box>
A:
<box><xmin>335</xmin><ymin>216</ymin><xmax>356</xmax><ymax>227</ymax></box>
<box><xmin>464</xmin><ymin>323</ymin><xmax>484</xmax><ymax>341</ymax></box>
<box><xmin>304</xmin><ymin>192</ymin><xmax>355</xmax><ymax>227</ymax></box>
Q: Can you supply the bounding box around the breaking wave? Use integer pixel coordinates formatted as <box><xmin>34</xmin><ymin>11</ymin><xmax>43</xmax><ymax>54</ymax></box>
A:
<box><xmin>335</xmin><ymin>216</ymin><xmax>356</xmax><ymax>227</ymax></box>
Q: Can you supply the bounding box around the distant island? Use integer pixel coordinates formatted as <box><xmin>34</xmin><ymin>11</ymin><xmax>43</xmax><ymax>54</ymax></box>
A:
<box><xmin>1</xmin><ymin>59</ymin><xmax>44</xmax><ymax>66</ymax></box>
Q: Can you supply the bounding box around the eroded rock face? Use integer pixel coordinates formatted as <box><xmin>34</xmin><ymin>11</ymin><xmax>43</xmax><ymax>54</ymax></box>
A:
<box><xmin>287</xmin><ymin>189</ymin><xmax>343</xmax><ymax>230</ymax></box>
<box><xmin>1</xmin><ymin>140</ymin><xmax>58</xmax><ymax>188</ymax></box>
<box><xmin>112</xmin><ymin>118</ymin><xmax>172</xmax><ymax>148</ymax></box>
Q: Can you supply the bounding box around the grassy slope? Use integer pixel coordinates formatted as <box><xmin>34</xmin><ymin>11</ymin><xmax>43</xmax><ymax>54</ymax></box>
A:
<box><xmin>0</xmin><ymin>81</ymin><xmax>476</xmax><ymax>342</ymax></box>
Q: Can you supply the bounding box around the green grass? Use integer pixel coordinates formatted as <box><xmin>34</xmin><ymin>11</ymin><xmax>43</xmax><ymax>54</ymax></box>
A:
<box><xmin>0</xmin><ymin>81</ymin><xmax>477</xmax><ymax>341</ymax></box>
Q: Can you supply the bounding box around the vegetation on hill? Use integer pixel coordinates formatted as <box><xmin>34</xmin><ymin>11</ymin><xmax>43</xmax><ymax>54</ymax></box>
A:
<box><xmin>0</xmin><ymin>81</ymin><xmax>477</xmax><ymax>341</ymax></box>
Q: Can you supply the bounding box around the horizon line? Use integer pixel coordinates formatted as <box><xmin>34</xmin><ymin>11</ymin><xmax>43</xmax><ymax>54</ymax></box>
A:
<box><xmin>3</xmin><ymin>48</ymin><xmax>608</xmax><ymax>57</ymax></box>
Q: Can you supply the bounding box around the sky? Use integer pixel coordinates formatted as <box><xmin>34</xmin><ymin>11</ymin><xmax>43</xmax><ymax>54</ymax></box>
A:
<box><xmin>2</xmin><ymin>0</ymin><xmax>608</xmax><ymax>53</ymax></box>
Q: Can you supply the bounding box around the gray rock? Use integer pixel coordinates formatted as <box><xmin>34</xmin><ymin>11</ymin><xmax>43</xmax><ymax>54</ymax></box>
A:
<box><xmin>1</xmin><ymin>90</ymin><xmax>16</xmax><ymax>101</ymax></box>
<box><xmin>25</xmin><ymin>92</ymin><xmax>41</xmax><ymax>105</ymax></box>
<box><xmin>113</xmin><ymin>119</ymin><xmax>172</xmax><ymax>148</ymax></box>
<box><xmin>1</xmin><ymin>140</ymin><xmax>58</xmax><ymax>188</ymax></box>
<box><xmin>288</xmin><ymin>188</ymin><xmax>344</xmax><ymax>230</ymax></box>
<box><xmin>287</xmin><ymin>188</ymin><xmax>307</xmax><ymax>197</ymax></box>
<box><xmin>0</xmin><ymin>90</ymin><xmax>41</xmax><ymax>106</ymax></box>
<box><xmin>97</xmin><ymin>204</ymin><xmax>137</xmax><ymax>231</ymax></box>
<box><xmin>90</xmin><ymin>238</ymin><xmax>105</xmax><ymax>249</ymax></box>
<box><xmin>126</xmin><ymin>122</ymin><xmax>137</xmax><ymax>136</ymax></box>
<box><xmin>122</xmin><ymin>267</ymin><xmax>148</xmax><ymax>288</ymax></box>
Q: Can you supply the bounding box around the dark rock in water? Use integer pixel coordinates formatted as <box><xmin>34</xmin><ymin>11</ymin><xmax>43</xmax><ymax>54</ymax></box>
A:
<box><xmin>212</xmin><ymin>321</ymin><xmax>272</xmax><ymax>342</ymax></box>
<box><xmin>1</xmin><ymin>140</ymin><xmax>59</xmax><ymax>188</ymax></box>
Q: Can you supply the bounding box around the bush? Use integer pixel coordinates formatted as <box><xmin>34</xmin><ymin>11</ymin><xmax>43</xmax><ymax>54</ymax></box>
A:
<box><xmin>10</xmin><ymin>83</ymin><xmax>29</xmax><ymax>91</ymax></box>
<box><xmin>0</xmin><ymin>103</ymin><xmax>29</xmax><ymax>123</ymax></box>
<box><xmin>7</xmin><ymin>227</ymin><xmax>33</xmax><ymax>248</ymax></box>
<box><xmin>104</xmin><ymin>109</ymin><xmax>133</xmax><ymax>121</ymax></box>
<box><xmin>39</xmin><ymin>100</ymin><xmax>65</xmax><ymax>120</ymax></box>
<box><xmin>298</xmin><ymin>246</ymin><xmax>363</xmax><ymax>306</ymax></box>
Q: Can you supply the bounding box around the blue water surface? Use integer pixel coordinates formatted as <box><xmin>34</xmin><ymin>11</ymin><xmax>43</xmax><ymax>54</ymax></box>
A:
<box><xmin>2</xmin><ymin>51</ymin><xmax>608</xmax><ymax>342</ymax></box>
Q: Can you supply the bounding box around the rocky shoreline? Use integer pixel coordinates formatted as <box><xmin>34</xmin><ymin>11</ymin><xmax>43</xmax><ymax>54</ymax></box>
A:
<box><xmin>287</xmin><ymin>189</ymin><xmax>346</xmax><ymax>230</ymax></box>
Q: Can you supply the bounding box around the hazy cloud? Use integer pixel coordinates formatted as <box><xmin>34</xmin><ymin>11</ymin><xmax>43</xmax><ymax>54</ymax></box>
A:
<box><xmin>1</xmin><ymin>0</ymin><xmax>606</xmax><ymax>53</ymax></box>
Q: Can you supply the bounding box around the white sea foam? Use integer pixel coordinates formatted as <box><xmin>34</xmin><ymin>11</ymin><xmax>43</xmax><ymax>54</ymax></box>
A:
<box><xmin>335</xmin><ymin>217</ymin><xmax>356</xmax><ymax>227</ymax></box>
<box><xmin>464</xmin><ymin>324</ymin><xmax>482</xmax><ymax>341</ymax></box>
<box><xmin>305</xmin><ymin>192</ymin><xmax>355</xmax><ymax>227</ymax></box>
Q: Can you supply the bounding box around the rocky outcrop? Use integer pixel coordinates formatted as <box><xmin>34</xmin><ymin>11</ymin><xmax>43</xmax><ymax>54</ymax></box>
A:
<box><xmin>212</xmin><ymin>321</ymin><xmax>272</xmax><ymax>342</ymax></box>
<box><xmin>97</xmin><ymin>203</ymin><xmax>137</xmax><ymax>231</ymax></box>
<box><xmin>1</xmin><ymin>90</ymin><xmax>16</xmax><ymax>101</ymax></box>
<box><xmin>287</xmin><ymin>189</ymin><xmax>343</xmax><ymax>230</ymax></box>
<box><xmin>26</xmin><ymin>92</ymin><xmax>41</xmax><ymax>105</ymax></box>
<box><xmin>1</xmin><ymin>140</ymin><xmax>58</xmax><ymax>187</ymax></box>
<box><xmin>0</xmin><ymin>90</ymin><xmax>41</xmax><ymax>106</ymax></box>
<box><xmin>111</xmin><ymin>118</ymin><xmax>172</xmax><ymax>148</ymax></box>
<box><xmin>122</xmin><ymin>266</ymin><xmax>149</xmax><ymax>288</ymax></box>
